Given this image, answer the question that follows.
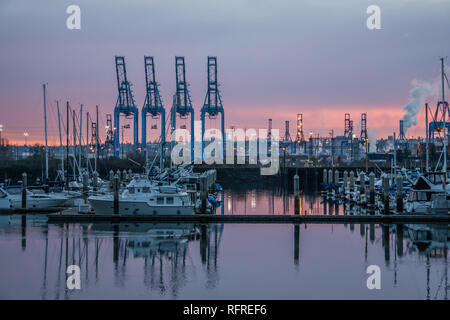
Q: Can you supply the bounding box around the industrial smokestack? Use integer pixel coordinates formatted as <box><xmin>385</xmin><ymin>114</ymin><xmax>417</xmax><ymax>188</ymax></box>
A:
<box><xmin>399</xmin><ymin>120</ymin><xmax>405</xmax><ymax>140</ymax></box>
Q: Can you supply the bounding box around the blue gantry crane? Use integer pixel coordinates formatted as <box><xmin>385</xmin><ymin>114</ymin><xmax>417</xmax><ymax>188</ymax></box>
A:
<box><xmin>429</xmin><ymin>58</ymin><xmax>450</xmax><ymax>142</ymax></box>
<box><xmin>113</xmin><ymin>56</ymin><xmax>139</xmax><ymax>157</ymax></box>
<box><xmin>171</xmin><ymin>57</ymin><xmax>195</xmax><ymax>161</ymax></box>
<box><xmin>201</xmin><ymin>57</ymin><xmax>225</xmax><ymax>160</ymax></box>
<box><xmin>142</xmin><ymin>56</ymin><xmax>165</xmax><ymax>159</ymax></box>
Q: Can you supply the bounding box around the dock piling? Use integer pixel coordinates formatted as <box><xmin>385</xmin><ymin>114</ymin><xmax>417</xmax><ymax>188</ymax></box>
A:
<box><xmin>93</xmin><ymin>171</ymin><xmax>98</xmax><ymax>191</ymax></box>
<box><xmin>369</xmin><ymin>172</ymin><xmax>375</xmax><ymax>209</ymax></box>
<box><xmin>21</xmin><ymin>172</ymin><xmax>27</xmax><ymax>209</ymax></box>
<box><xmin>113</xmin><ymin>174</ymin><xmax>119</xmax><ymax>215</ymax></box>
<box><xmin>82</xmin><ymin>170</ymin><xmax>88</xmax><ymax>196</ymax></box>
<box><xmin>343</xmin><ymin>170</ymin><xmax>348</xmax><ymax>196</ymax></box>
<box><xmin>109</xmin><ymin>170</ymin><xmax>114</xmax><ymax>189</ymax></box>
<box><xmin>294</xmin><ymin>173</ymin><xmax>300</xmax><ymax>215</ymax></box>
<box><xmin>328</xmin><ymin>169</ymin><xmax>333</xmax><ymax>198</ymax></box>
<box><xmin>349</xmin><ymin>171</ymin><xmax>355</xmax><ymax>192</ymax></box>
<box><xmin>396</xmin><ymin>173</ymin><xmax>403</xmax><ymax>213</ymax></box>
<box><xmin>382</xmin><ymin>175</ymin><xmax>390</xmax><ymax>214</ymax></box>
<box><xmin>200</xmin><ymin>175</ymin><xmax>207</xmax><ymax>214</ymax></box>
<box><xmin>334</xmin><ymin>170</ymin><xmax>339</xmax><ymax>195</ymax></box>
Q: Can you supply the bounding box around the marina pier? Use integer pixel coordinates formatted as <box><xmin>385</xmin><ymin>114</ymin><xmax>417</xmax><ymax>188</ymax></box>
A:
<box><xmin>46</xmin><ymin>212</ymin><xmax>450</xmax><ymax>224</ymax></box>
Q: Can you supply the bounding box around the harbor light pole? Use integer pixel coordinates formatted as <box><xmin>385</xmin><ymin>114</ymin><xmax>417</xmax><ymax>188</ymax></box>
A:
<box><xmin>0</xmin><ymin>124</ymin><xmax>3</xmax><ymax>146</ymax></box>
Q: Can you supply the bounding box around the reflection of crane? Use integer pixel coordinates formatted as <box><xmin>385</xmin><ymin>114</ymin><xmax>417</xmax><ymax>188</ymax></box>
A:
<box><xmin>171</xmin><ymin>57</ymin><xmax>195</xmax><ymax>161</ymax></box>
<box><xmin>113</xmin><ymin>56</ymin><xmax>139</xmax><ymax>157</ymax></box>
<box><xmin>142</xmin><ymin>57</ymin><xmax>165</xmax><ymax>159</ymax></box>
<box><xmin>200</xmin><ymin>223</ymin><xmax>224</xmax><ymax>289</ymax></box>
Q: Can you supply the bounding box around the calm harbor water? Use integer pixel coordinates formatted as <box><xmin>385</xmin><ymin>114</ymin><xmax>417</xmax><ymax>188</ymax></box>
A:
<box><xmin>0</xmin><ymin>187</ymin><xmax>448</xmax><ymax>300</ymax></box>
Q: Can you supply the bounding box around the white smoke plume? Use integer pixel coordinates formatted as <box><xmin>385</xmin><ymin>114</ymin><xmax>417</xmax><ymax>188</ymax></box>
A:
<box><xmin>368</xmin><ymin>128</ymin><xmax>378</xmax><ymax>152</ymax></box>
<box><xmin>401</xmin><ymin>64</ymin><xmax>450</xmax><ymax>134</ymax></box>
<box><xmin>401</xmin><ymin>80</ymin><xmax>436</xmax><ymax>134</ymax></box>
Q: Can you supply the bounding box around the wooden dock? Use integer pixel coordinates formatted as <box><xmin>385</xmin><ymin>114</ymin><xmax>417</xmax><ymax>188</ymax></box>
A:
<box><xmin>47</xmin><ymin>213</ymin><xmax>450</xmax><ymax>224</ymax></box>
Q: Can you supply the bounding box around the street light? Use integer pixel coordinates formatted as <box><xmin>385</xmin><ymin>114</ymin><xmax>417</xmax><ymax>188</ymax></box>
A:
<box><xmin>0</xmin><ymin>124</ymin><xmax>3</xmax><ymax>146</ymax></box>
<box><xmin>24</xmin><ymin>132</ymin><xmax>29</xmax><ymax>146</ymax></box>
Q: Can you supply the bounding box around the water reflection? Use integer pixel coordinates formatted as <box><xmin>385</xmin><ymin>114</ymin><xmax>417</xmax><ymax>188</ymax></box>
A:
<box><xmin>223</xmin><ymin>188</ymin><xmax>326</xmax><ymax>215</ymax></box>
<box><xmin>221</xmin><ymin>183</ymin><xmax>379</xmax><ymax>216</ymax></box>
<box><xmin>0</xmin><ymin>203</ymin><xmax>448</xmax><ymax>299</ymax></box>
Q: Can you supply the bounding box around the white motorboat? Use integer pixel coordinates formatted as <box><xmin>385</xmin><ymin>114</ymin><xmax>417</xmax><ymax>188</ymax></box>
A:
<box><xmin>1</xmin><ymin>187</ymin><xmax>68</xmax><ymax>209</ymax></box>
<box><xmin>51</xmin><ymin>190</ymin><xmax>83</xmax><ymax>206</ymax></box>
<box><xmin>0</xmin><ymin>188</ymin><xmax>11</xmax><ymax>210</ymax></box>
<box><xmin>88</xmin><ymin>177</ymin><xmax>195</xmax><ymax>215</ymax></box>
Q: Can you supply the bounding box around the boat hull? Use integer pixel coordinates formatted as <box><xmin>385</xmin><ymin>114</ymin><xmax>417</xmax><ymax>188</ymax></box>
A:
<box><xmin>9</xmin><ymin>197</ymin><xmax>67</xmax><ymax>209</ymax></box>
<box><xmin>89</xmin><ymin>197</ymin><xmax>195</xmax><ymax>215</ymax></box>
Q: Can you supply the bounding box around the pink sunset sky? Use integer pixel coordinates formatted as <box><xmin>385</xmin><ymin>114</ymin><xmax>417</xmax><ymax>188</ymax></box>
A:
<box><xmin>0</xmin><ymin>0</ymin><xmax>449</xmax><ymax>145</ymax></box>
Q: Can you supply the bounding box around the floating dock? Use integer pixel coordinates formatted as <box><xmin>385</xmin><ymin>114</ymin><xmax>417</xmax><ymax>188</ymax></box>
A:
<box><xmin>47</xmin><ymin>213</ymin><xmax>450</xmax><ymax>224</ymax></box>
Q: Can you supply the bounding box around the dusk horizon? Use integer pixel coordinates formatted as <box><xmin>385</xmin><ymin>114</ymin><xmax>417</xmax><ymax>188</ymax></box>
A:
<box><xmin>1</xmin><ymin>0</ymin><xmax>450</xmax><ymax>146</ymax></box>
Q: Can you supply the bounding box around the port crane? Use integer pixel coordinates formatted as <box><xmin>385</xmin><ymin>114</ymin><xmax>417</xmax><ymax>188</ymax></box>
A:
<box><xmin>142</xmin><ymin>56</ymin><xmax>166</xmax><ymax>159</ymax></box>
<box><xmin>171</xmin><ymin>57</ymin><xmax>195</xmax><ymax>162</ymax></box>
<box><xmin>113</xmin><ymin>56</ymin><xmax>139</xmax><ymax>157</ymax></box>
<box><xmin>201</xmin><ymin>57</ymin><xmax>225</xmax><ymax>161</ymax></box>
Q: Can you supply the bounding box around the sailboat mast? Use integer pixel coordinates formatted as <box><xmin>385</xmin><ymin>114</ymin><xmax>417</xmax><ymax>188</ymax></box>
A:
<box><xmin>425</xmin><ymin>103</ymin><xmax>429</xmax><ymax>173</ymax></box>
<box><xmin>95</xmin><ymin>105</ymin><xmax>99</xmax><ymax>173</ymax></box>
<box><xmin>86</xmin><ymin>112</ymin><xmax>90</xmax><ymax>171</ymax></box>
<box><xmin>57</xmin><ymin>101</ymin><xmax>64</xmax><ymax>180</ymax></box>
<box><xmin>73</xmin><ymin>110</ymin><xmax>77</xmax><ymax>180</ymax></box>
<box><xmin>43</xmin><ymin>84</ymin><xmax>49</xmax><ymax>181</ymax></box>
<box><xmin>79</xmin><ymin>104</ymin><xmax>83</xmax><ymax>178</ymax></box>
<box><xmin>441</xmin><ymin>58</ymin><xmax>447</xmax><ymax>176</ymax></box>
<box><xmin>66</xmin><ymin>102</ymin><xmax>70</xmax><ymax>189</ymax></box>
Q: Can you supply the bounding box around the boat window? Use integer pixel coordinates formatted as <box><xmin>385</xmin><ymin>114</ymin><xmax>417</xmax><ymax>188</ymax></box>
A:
<box><xmin>128</xmin><ymin>187</ymin><xmax>135</xmax><ymax>194</ymax></box>
<box><xmin>157</xmin><ymin>197</ymin><xmax>164</xmax><ymax>204</ymax></box>
<box><xmin>432</xmin><ymin>174</ymin><xmax>444</xmax><ymax>184</ymax></box>
<box><xmin>7</xmin><ymin>188</ymin><xmax>21</xmax><ymax>195</ymax></box>
<box><xmin>417</xmin><ymin>192</ymin><xmax>427</xmax><ymax>201</ymax></box>
<box><xmin>166</xmin><ymin>197</ymin><xmax>174</xmax><ymax>204</ymax></box>
<box><xmin>137</xmin><ymin>189</ymin><xmax>141</xmax><ymax>193</ymax></box>
<box><xmin>143</xmin><ymin>187</ymin><xmax>150</xmax><ymax>193</ymax></box>
<box><xmin>0</xmin><ymin>190</ymin><xmax>6</xmax><ymax>198</ymax></box>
